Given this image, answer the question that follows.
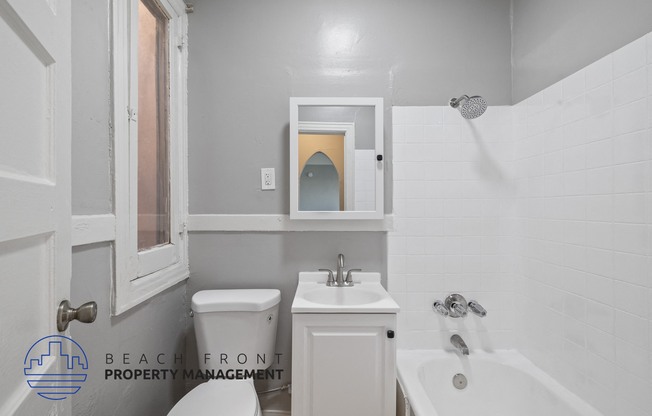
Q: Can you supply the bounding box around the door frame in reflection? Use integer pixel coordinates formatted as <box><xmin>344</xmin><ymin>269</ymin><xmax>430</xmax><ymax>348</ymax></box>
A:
<box><xmin>298</xmin><ymin>122</ymin><xmax>355</xmax><ymax>211</ymax></box>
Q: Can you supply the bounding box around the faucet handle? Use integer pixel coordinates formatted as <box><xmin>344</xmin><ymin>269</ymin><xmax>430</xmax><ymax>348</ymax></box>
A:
<box><xmin>344</xmin><ymin>269</ymin><xmax>362</xmax><ymax>286</ymax></box>
<box><xmin>468</xmin><ymin>300</ymin><xmax>487</xmax><ymax>317</ymax></box>
<box><xmin>433</xmin><ymin>300</ymin><xmax>449</xmax><ymax>316</ymax></box>
<box><xmin>445</xmin><ymin>294</ymin><xmax>468</xmax><ymax>318</ymax></box>
<box><xmin>451</xmin><ymin>302</ymin><xmax>467</xmax><ymax>317</ymax></box>
<box><xmin>319</xmin><ymin>269</ymin><xmax>336</xmax><ymax>286</ymax></box>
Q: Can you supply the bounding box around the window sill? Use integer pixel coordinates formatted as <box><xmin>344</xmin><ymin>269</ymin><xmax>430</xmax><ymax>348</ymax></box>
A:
<box><xmin>113</xmin><ymin>261</ymin><xmax>189</xmax><ymax>315</ymax></box>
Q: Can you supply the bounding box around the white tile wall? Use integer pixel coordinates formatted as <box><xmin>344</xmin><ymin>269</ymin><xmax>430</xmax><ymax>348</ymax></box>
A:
<box><xmin>354</xmin><ymin>150</ymin><xmax>375</xmax><ymax>211</ymax></box>
<box><xmin>389</xmin><ymin>31</ymin><xmax>652</xmax><ymax>416</ymax></box>
<box><xmin>514</xmin><ymin>32</ymin><xmax>652</xmax><ymax>416</ymax></box>
<box><xmin>390</xmin><ymin>105</ymin><xmax>516</xmax><ymax>351</ymax></box>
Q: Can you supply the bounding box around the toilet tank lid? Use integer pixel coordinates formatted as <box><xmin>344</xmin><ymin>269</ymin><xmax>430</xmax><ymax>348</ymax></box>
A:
<box><xmin>192</xmin><ymin>289</ymin><xmax>281</xmax><ymax>313</ymax></box>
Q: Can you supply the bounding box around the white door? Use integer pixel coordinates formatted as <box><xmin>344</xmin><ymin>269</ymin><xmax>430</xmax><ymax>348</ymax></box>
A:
<box><xmin>0</xmin><ymin>0</ymin><xmax>72</xmax><ymax>414</ymax></box>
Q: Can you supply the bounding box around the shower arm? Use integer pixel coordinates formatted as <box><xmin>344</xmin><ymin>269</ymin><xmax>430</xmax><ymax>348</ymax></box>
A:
<box><xmin>449</xmin><ymin>95</ymin><xmax>470</xmax><ymax>108</ymax></box>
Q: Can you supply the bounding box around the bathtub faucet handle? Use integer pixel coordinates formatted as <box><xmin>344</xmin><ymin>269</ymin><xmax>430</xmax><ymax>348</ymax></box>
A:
<box><xmin>468</xmin><ymin>300</ymin><xmax>487</xmax><ymax>317</ymax></box>
<box><xmin>451</xmin><ymin>302</ymin><xmax>467</xmax><ymax>317</ymax></box>
<box><xmin>445</xmin><ymin>293</ymin><xmax>468</xmax><ymax>318</ymax></box>
<box><xmin>433</xmin><ymin>300</ymin><xmax>449</xmax><ymax>316</ymax></box>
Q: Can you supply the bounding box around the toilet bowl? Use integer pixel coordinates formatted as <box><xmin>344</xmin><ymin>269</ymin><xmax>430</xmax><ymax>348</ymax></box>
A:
<box><xmin>168</xmin><ymin>289</ymin><xmax>281</xmax><ymax>416</ymax></box>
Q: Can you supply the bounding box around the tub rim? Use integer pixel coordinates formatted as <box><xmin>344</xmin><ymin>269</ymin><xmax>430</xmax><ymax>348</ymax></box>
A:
<box><xmin>396</xmin><ymin>349</ymin><xmax>604</xmax><ymax>416</ymax></box>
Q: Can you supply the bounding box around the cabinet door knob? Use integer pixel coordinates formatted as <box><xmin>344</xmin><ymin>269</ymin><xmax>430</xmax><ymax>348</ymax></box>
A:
<box><xmin>387</xmin><ymin>330</ymin><xmax>395</xmax><ymax>339</ymax></box>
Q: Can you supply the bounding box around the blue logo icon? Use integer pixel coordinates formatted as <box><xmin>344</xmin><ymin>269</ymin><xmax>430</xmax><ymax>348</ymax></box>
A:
<box><xmin>24</xmin><ymin>335</ymin><xmax>88</xmax><ymax>400</ymax></box>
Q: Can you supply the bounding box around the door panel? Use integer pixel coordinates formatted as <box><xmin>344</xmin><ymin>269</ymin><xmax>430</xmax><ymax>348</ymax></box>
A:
<box><xmin>0</xmin><ymin>236</ymin><xmax>51</xmax><ymax>405</ymax></box>
<box><xmin>0</xmin><ymin>13</ymin><xmax>51</xmax><ymax>178</ymax></box>
<box><xmin>0</xmin><ymin>0</ymin><xmax>71</xmax><ymax>414</ymax></box>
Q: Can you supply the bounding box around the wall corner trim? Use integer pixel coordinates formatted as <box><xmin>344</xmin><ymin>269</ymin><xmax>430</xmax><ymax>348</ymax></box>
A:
<box><xmin>72</xmin><ymin>214</ymin><xmax>116</xmax><ymax>246</ymax></box>
<box><xmin>187</xmin><ymin>214</ymin><xmax>393</xmax><ymax>232</ymax></box>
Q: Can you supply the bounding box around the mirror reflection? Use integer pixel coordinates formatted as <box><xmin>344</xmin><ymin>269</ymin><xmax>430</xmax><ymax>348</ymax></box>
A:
<box><xmin>297</xmin><ymin>106</ymin><xmax>376</xmax><ymax>212</ymax></box>
<box><xmin>290</xmin><ymin>97</ymin><xmax>384</xmax><ymax>220</ymax></box>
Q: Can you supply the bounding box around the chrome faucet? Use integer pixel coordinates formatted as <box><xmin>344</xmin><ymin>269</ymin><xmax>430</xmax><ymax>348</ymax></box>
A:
<box><xmin>336</xmin><ymin>253</ymin><xmax>345</xmax><ymax>286</ymax></box>
<box><xmin>320</xmin><ymin>254</ymin><xmax>360</xmax><ymax>287</ymax></box>
<box><xmin>450</xmin><ymin>334</ymin><xmax>469</xmax><ymax>355</ymax></box>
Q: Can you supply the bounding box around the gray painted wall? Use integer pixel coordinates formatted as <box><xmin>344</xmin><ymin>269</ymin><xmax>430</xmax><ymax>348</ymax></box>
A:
<box><xmin>187</xmin><ymin>0</ymin><xmax>513</xmax><ymax>215</ymax></box>
<box><xmin>71</xmin><ymin>2</ymin><xmax>188</xmax><ymax>415</ymax></box>
<box><xmin>512</xmin><ymin>0</ymin><xmax>652</xmax><ymax>103</ymax></box>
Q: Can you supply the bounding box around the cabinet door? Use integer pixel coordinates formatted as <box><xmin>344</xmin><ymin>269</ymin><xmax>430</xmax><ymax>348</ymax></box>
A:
<box><xmin>292</xmin><ymin>314</ymin><xmax>396</xmax><ymax>416</ymax></box>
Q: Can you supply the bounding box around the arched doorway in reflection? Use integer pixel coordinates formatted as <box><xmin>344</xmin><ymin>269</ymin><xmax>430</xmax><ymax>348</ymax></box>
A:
<box><xmin>299</xmin><ymin>152</ymin><xmax>340</xmax><ymax>211</ymax></box>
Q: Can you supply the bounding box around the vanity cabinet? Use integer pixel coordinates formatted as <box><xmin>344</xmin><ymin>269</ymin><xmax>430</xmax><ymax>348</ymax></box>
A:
<box><xmin>291</xmin><ymin>313</ymin><xmax>397</xmax><ymax>416</ymax></box>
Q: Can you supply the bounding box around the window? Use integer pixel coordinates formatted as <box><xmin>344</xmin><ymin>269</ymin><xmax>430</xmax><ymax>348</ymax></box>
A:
<box><xmin>112</xmin><ymin>0</ymin><xmax>188</xmax><ymax>315</ymax></box>
<box><xmin>137</xmin><ymin>0</ymin><xmax>171</xmax><ymax>251</ymax></box>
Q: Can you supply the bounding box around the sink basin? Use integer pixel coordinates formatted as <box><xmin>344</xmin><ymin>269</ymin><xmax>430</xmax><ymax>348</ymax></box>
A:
<box><xmin>291</xmin><ymin>272</ymin><xmax>400</xmax><ymax>313</ymax></box>
<box><xmin>302</xmin><ymin>287</ymin><xmax>383</xmax><ymax>306</ymax></box>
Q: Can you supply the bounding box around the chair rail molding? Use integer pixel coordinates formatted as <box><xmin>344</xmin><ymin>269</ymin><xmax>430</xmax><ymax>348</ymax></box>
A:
<box><xmin>72</xmin><ymin>214</ymin><xmax>116</xmax><ymax>246</ymax></box>
<box><xmin>187</xmin><ymin>214</ymin><xmax>393</xmax><ymax>232</ymax></box>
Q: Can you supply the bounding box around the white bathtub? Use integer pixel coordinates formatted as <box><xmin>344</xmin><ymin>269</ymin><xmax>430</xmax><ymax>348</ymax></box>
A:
<box><xmin>397</xmin><ymin>350</ymin><xmax>603</xmax><ymax>416</ymax></box>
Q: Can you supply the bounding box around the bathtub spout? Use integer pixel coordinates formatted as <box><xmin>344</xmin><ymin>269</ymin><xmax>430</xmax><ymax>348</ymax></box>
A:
<box><xmin>450</xmin><ymin>334</ymin><xmax>469</xmax><ymax>355</ymax></box>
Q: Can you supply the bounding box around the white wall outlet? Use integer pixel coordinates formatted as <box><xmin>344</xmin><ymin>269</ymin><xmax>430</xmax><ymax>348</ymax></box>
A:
<box><xmin>261</xmin><ymin>168</ymin><xmax>275</xmax><ymax>190</ymax></box>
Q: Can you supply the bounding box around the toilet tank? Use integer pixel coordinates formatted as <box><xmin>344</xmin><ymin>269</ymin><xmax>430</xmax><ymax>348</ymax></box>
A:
<box><xmin>192</xmin><ymin>289</ymin><xmax>281</xmax><ymax>372</ymax></box>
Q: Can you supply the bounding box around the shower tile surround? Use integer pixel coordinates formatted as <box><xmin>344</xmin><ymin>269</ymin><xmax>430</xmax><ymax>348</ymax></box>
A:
<box><xmin>390</xmin><ymin>32</ymin><xmax>652</xmax><ymax>416</ymax></box>
<box><xmin>390</xmin><ymin>105</ymin><xmax>516</xmax><ymax>351</ymax></box>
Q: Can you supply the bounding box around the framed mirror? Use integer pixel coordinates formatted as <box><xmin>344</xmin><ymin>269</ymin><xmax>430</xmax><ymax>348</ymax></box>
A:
<box><xmin>290</xmin><ymin>97</ymin><xmax>384</xmax><ymax>220</ymax></box>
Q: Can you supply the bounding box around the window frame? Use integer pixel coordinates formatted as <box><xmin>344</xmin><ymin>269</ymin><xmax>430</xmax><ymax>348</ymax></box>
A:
<box><xmin>111</xmin><ymin>0</ymin><xmax>189</xmax><ymax>315</ymax></box>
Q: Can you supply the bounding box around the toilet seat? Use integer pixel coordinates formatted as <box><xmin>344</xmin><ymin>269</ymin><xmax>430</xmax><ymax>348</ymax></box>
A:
<box><xmin>168</xmin><ymin>380</ymin><xmax>259</xmax><ymax>416</ymax></box>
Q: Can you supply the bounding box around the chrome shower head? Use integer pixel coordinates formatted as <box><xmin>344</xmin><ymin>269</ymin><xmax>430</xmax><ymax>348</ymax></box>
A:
<box><xmin>449</xmin><ymin>95</ymin><xmax>487</xmax><ymax>119</ymax></box>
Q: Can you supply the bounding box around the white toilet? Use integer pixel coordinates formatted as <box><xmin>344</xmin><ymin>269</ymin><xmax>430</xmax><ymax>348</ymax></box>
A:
<box><xmin>168</xmin><ymin>289</ymin><xmax>281</xmax><ymax>416</ymax></box>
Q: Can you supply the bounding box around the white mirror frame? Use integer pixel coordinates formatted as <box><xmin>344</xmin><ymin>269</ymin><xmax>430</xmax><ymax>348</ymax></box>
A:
<box><xmin>290</xmin><ymin>97</ymin><xmax>384</xmax><ymax>220</ymax></box>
